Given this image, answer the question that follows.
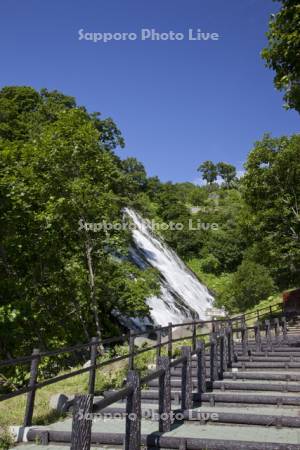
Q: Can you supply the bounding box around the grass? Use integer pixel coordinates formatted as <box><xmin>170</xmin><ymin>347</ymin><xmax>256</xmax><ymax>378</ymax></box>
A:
<box><xmin>0</xmin><ymin>342</ymin><xmax>160</xmax><ymax>428</ymax></box>
<box><xmin>242</xmin><ymin>293</ymin><xmax>283</xmax><ymax>326</ymax></box>
<box><xmin>0</xmin><ymin>334</ymin><xmax>208</xmax><ymax>430</ymax></box>
<box><xmin>0</xmin><ymin>289</ymin><xmax>284</xmax><ymax>434</ymax></box>
<box><xmin>0</xmin><ymin>426</ymin><xmax>15</xmax><ymax>450</ymax></box>
<box><xmin>0</xmin><ymin>357</ymin><xmax>128</xmax><ymax>428</ymax></box>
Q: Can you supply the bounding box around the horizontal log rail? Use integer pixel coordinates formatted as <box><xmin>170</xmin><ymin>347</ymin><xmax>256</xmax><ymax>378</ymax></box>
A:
<box><xmin>0</xmin><ymin>300</ymin><xmax>285</xmax><ymax>429</ymax></box>
<box><xmin>0</xmin><ymin>301</ymin><xmax>283</xmax><ymax>369</ymax></box>
<box><xmin>68</xmin><ymin>315</ymin><xmax>293</xmax><ymax>450</ymax></box>
<box><xmin>71</xmin><ymin>324</ymin><xmax>244</xmax><ymax>450</ymax></box>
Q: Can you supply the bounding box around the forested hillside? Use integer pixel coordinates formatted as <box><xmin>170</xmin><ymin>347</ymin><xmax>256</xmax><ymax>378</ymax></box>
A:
<box><xmin>1</xmin><ymin>85</ymin><xmax>299</xmax><ymax>369</ymax></box>
<box><xmin>0</xmin><ymin>86</ymin><xmax>162</xmax><ymax>364</ymax></box>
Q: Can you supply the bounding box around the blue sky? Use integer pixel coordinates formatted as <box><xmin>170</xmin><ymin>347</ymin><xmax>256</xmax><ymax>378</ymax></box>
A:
<box><xmin>0</xmin><ymin>0</ymin><xmax>299</xmax><ymax>182</ymax></box>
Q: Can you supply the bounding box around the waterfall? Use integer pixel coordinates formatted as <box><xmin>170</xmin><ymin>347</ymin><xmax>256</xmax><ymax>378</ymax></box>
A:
<box><xmin>124</xmin><ymin>208</ymin><xmax>215</xmax><ymax>327</ymax></box>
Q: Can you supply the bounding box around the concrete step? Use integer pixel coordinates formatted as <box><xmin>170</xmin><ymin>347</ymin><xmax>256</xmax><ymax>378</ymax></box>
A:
<box><xmin>144</xmin><ymin>377</ymin><xmax>300</xmax><ymax>393</ymax></box>
<box><xmin>236</xmin><ymin>356</ymin><xmax>300</xmax><ymax>361</ymax></box>
<box><xmin>104</xmin><ymin>388</ymin><xmax>300</xmax><ymax>406</ymax></box>
<box><xmin>184</xmin><ymin>405</ymin><xmax>300</xmax><ymax>427</ymax></box>
<box><xmin>171</xmin><ymin>367</ymin><xmax>300</xmax><ymax>378</ymax></box>
<box><xmin>213</xmin><ymin>379</ymin><xmax>300</xmax><ymax>393</ymax></box>
<box><xmin>223</xmin><ymin>370</ymin><xmax>300</xmax><ymax>381</ymax></box>
<box><xmin>234</xmin><ymin>345</ymin><xmax>300</xmax><ymax>351</ymax></box>
<box><xmin>170</xmin><ymin>358</ymin><xmax>300</xmax><ymax>369</ymax></box>
<box><xmin>236</xmin><ymin>351</ymin><xmax>300</xmax><ymax>357</ymax></box>
<box><xmin>170</xmin><ymin>372</ymin><xmax>300</xmax><ymax>383</ymax></box>
<box><xmin>94</xmin><ymin>402</ymin><xmax>300</xmax><ymax>427</ymax></box>
<box><xmin>195</xmin><ymin>354</ymin><xmax>300</xmax><ymax>361</ymax></box>
<box><xmin>91</xmin><ymin>403</ymin><xmax>300</xmax><ymax>429</ymax></box>
<box><xmin>232</xmin><ymin>361</ymin><xmax>300</xmax><ymax>368</ymax></box>
<box><xmin>23</xmin><ymin>417</ymin><xmax>300</xmax><ymax>449</ymax></box>
<box><xmin>202</xmin><ymin>390</ymin><xmax>300</xmax><ymax>407</ymax></box>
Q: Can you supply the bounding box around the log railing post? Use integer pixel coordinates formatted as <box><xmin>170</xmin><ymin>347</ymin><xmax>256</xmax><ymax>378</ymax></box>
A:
<box><xmin>125</xmin><ymin>371</ymin><xmax>141</xmax><ymax>450</ymax></box>
<box><xmin>195</xmin><ymin>340</ymin><xmax>206</xmax><ymax>396</ymax></box>
<box><xmin>274</xmin><ymin>318</ymin><xmax>280</xmax><ymax>344</ymax></box>
<box><xmin>23</xmin><ymin>348</ymin><xmax>40</xmax><ymax>427</ymax></box>
<box><xmin>265</xmin><ymin>319</ymin><xmax>272</xmax><ymax>351</ymax></box>
<box><xmin>181</xmin><ymin>346</ymin><xmax>192</xmax><ymax>411</ymax></box>
<box><xmin>168</xmin><ymin>323</ymin><xmax>173</xmax><ymax>359</ymax></box>
<box><xmin>128</xmin><ymin>330</ymin><xmax>135</xmax><ymax>370</ymax></box>
<box><xmin>241</xmin><ymin>322</ymin><xmax>248</xmax><ymax>356</ymax></box>
<box><xmin>254</xmin><ymin>321</ymin><xmax>262</xmax><ymax>352</ymax></box>
<box><xmin>156</xmin><ymin>326</ymin><xmax>162</xmax><ymax>367</ymax></box>
<box><xmin>192</xmin><ymin>322</ymin><xmax>197</xmax><ymax>352</ymax></box>
<box><xmin>210</xmin><ymin>333</ymin><xmax>218</xmax><ymax>386</ymax></box>
<box><xmin>282</xmin><ymin>316</ymin><xmax>288</xmax><ymax>343</ymax></box>
<box><xmin>219</xmin><ymin>333</ymin><xmax>225</xmax><ymax>379</ymax></box>
<box><xmin>222</xmin><ymin>330</ymin><xmax>228</xmax><ymax>373</ymax></box>
<box><xmin>88</xmin><ymin>337</ymin><xmax>98</xmax><ymax>395</ymax></box>
<box><xmin>212</xmin><ymin>321</ymin><xmax>216</xmax><ymax>333</ymax></box>
<box><xmin>238</xmin><ymin>316</ymin><xmax>244</xmax><ymax>341</ymax></box>
<box><xmin>70</xmin><ymin>394</ymin><xmax>93</xmax><ymax>450</ymax></box>
<box><xmin>158</xmin><ymin>356</ymin><xmax>171</xmax><ymax>432</ymax></box>
<box><xmin>226</xmin><ymin>324</ymin><xmax>233</xmax><ymax>367</ymax></box>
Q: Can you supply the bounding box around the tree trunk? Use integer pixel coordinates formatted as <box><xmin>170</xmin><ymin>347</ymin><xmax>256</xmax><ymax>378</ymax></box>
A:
<box><xmin>71</xmin><ymin>299</ymin><xmax>90</xmax><ymax>342</ymax></box>
<box><xmin>85</xmin><ymin>240</ymin><xmax>104</xmax><ymax>352</ymax></box>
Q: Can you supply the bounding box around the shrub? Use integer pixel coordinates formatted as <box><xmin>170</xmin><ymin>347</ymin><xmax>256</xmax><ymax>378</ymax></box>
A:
<box><xmin>0</xmin><ymin>427</ymin><xmax>14</xmax><ymax>449</ymax></box>
<box><xmin>228</xmin><ymin>259</ymin><xmax>275</xmax><ymax>311</ymax></box>
<box><xmin>200</xmin><ymin>255</ymin><xmax>221</xmax><ymax>275</ymax></box>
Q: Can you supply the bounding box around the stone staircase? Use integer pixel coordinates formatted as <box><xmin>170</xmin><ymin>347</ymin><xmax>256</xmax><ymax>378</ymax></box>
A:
<box><xmin>12</xmin><ymin>315</ymin><xmax>300</xmax><ymax>449</ymax></box>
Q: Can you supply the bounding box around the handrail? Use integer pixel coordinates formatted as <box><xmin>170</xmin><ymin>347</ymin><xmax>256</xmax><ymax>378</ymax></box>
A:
<box><xmin>0</xmin><ymin>302</ymin><xmax>283</xmax><ymax>368</ymax></box>
<box><xmin>69</xmin><ymin>311</ymin><xmax>292</xmax><ymax>450</ymax></box>
<box><xmin>0</xmin><ymin>299</ymin><xmax>285</xmax><ymax>428</ymax></box>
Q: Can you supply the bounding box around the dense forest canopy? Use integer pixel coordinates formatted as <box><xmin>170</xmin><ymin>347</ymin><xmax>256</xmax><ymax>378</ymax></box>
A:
<box><xmin>1</xmin><ymin>86</ymin><xmax>299</xmax><ymax>368</ymax></box>
<box><xmin>0</xmin><ymin>86</ymin><xmax>161</xmax><ymax>363</ymax></box>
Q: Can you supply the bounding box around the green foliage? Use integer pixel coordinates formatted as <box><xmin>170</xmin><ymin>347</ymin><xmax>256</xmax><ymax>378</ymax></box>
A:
<box><xmin>197</xmin><ymin>161</ymin><xmax>237</xmax><ymax>187</ymax></box>
<box><xmin>121</xmin><ymin>157</ymin><xmax>147</xmax><ymax>194</ymax></box>
<box><xmin>0</xmin><ymin>86</ymin><xmax>159</xmax><ymax>379</ymax></box>
<box><xmin>262</xmin><ymin>0</ymin><xmax>300</xmax><ymax>112</ymax></box>
<box><xmin>197</xmin><ymin>160</ymin><xmax>218</xmax><ymax>184</ymax></box>
<box><xmin>0</xmin><ymin>85</ymin><xmax>298</xmax><ymax>393</ymax></box>
<box><xmin>199</xmin><ymin>254</ymin><xmax>221</xmax><ymax>275</ymax></box>
<box><xmin>0</xmin><ymin>427</ymin><xmax>14</xmax><ymax>449</ymax></box>
<box><xmin>242</xmin><ymin>293</ymin><xmax>283</xmax><ymax>326</ymax></box>
<box><xmin>216</xmin><ymin>162</ymin><xmax>237</xmax><ymax>187</ymax></box>
<box><xmin>188</xmin><ymin>258</ymin><xmax>233</xmax><ymax>310</ymax></box>
<box><xmin>242</xmin><ymin>133</ymin><xmax>300</xmax><ymax>287</ymax></box>
<box><xmin>224</xmin><ymin>260</ymin><xmax>276</xmax><ymax>312</ymax></box>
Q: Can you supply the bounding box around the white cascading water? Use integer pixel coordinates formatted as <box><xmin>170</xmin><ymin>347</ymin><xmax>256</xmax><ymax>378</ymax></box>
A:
<box><xmin>124</xmin><ymin>208</ymin><xmax>215</xmax><ymax>327</ymax></box>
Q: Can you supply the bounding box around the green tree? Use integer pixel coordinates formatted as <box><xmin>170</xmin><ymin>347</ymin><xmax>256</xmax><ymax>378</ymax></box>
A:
<box><xmin>224</xmin><ymin>260</ymin><xmax>275</xmax><ymax>312</ymax></box>
<box><xmin>217</xmin><ymin>162</ymin><xmax>237</xmax><ymax>187</ymax></box>
<box><xmin>242</xmin><ymin>133</ymin><xmax>300</xmax><ymax>287</ymax></box>
<box><xmin>0</xmin><ymin>87</ymin><xmax>159</xmax><ymax>365</ymax></box>
<box><xmin>262</xmin><ymin>0</ymin><xmax>300</xmax><ymax>112</ymax></box>
<box><xmin>197</xmin><ymin>161</ymin><xmax>218</xmax><ymax>184</ymax></box>
<box><xmin>122</xmin><ymin>157</ymin><xmax>147</xmax><ymax>193</ymax></box>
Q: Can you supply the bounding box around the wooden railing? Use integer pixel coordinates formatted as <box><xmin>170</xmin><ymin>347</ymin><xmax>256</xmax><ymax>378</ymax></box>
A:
<box><xmin>0</xmin><ymin>301</ymin><xmax>284</xmax><ymax>429</ymax></box>
<box><xmin>65</xmin><ymin>312</ymin><xmax>289</xmax><ymax>450</ymax></box>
